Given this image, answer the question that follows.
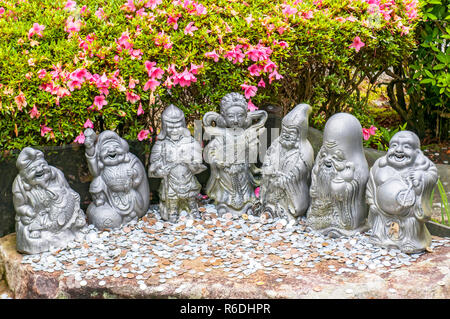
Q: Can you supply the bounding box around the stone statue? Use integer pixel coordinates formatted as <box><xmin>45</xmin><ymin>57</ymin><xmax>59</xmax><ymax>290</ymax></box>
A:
<box><xmin>148</xmin><ymin>104</ymin><xmax>207</xmax><ymax>222</ymax></box>
<box><xmin>83</xmin><ymin>129</ymin><xmax>150</xmax><ymax>230</ymax></box>
<box><xmin>260</xmin><ymin>103</ymin><xmax>314</xmax><ymax>221</ymax></box>
<box><xmin>307</xmin><ymin>113</ymin><xmax>369</xmax><ymax>237</ymax></box>
<box><xmin>203</xmin><ymin>92</ymin><xmax>268</xmax><ymax>216</ymax></box>
<box><xmin>366</xmin><ymin>131</ymin><xmax>438</xmax><ymax>253</ymax></box>
<box><xmin>12</xmin><ymin>147</ymin><xmax>87</xmax><ymax>254</ymax></box>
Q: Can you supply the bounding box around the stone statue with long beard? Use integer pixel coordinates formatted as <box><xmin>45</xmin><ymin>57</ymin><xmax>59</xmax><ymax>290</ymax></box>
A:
<box><xmin>307</xmin><ymin>113</ymin><xmax>369</xmax><ymax>237</ymax></box>
<box><xmin>12</xmin><ymin>147</ymin><xmax>88</xmax><ymax>254</ymax></box>
<box><xmin>366</xmin><ymin>131</ymin><xmax>438</xmax><ymax>253</ymax></box>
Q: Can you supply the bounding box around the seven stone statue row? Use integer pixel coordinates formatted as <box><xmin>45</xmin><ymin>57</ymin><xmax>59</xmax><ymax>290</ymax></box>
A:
<box><xmin>12</xmin><ymin>92</ymin><xmax>438</xmax><ymax>256</ymax></box>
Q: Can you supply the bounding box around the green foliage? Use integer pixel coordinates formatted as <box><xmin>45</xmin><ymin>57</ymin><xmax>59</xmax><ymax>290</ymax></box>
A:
<box><xmin>430</xmin><ymin>178</ymin><xmax>450</xmax><ymax>226</ymax></box>
<box><xmin>0</xmin><ymin>0</ymin><xmax>420</xmax><ymax>154</ymax></box>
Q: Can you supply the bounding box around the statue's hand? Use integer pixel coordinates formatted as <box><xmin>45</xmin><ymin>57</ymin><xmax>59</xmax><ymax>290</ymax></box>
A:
<box><xmin>84</xmin><ymin>128</ymin><xmax>96</xmax><ymax>150</ymax></box>
<box><xmin>409</xmin><ymin>170</ymin><xmax>423</xmax><ymax>190</ymax></box>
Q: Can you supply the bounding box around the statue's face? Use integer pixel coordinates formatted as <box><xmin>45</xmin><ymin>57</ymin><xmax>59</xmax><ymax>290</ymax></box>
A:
<box><xmin>279</xmin><ymin>125</ymin><xmax>298</xmax><ymax>149</ymax></box>
<box><xmin>318</xmin><ymin>145</ymin><xmax>346</xmax><ymax>172</ymax></box>
<box><xmin>223</xmin><ymin>105</ymin><xmax>247</xmax><ymax>129</ymax></box>
<box><xmin>166</xmin><ymin>121</ymin><xmax>184</xmax><ymax>141</ymax></box>
<box><xmin>23</xmin><ymin>159</ymin><xmax>52</xmax><ymax>187</ymax></box>
<box><xmin>100</xmin><ymin>140</ymin><xmax>126</xmax><ymax>166</ymax></box>
<box><xmin>386</xmin><ymin>135</ymin><xmax>419</xmax><ymax>169</ymax></box>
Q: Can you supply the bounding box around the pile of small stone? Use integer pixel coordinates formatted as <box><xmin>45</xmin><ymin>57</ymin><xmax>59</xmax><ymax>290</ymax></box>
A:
<box><xmin>21</xmin><ymin>204</ymin><xmax>450</xmax><ymax>289</ymax></box>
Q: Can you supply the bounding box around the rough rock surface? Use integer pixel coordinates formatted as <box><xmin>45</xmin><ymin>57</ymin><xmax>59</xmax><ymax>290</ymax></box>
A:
<box><xmin>1</xmin><ymin>229</ymin><xmax>448</xmax><ymax>299</ymax></box>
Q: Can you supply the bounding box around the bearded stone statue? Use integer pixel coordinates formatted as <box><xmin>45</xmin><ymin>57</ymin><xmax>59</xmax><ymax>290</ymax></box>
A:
<box><xmin>307</xmin><ymin>113</ymin><xmax>369</xmax><ymax>237</ymax></box>
<box><xmin>84</xmin><ymin>129</ymin><xmax>150</xmax><ymax>230</ymax></box>
<box><xmin>203</xmin><ymin>92</ymin><xmax>267</xmax><ymax>216</ymax></box>
<box><xmin>260</xmin><ymin>103</ymin><xmax>314</xmax><ymax>221</ymax></box>
<box><xmin>12</xmin><ymin>147</ymin><xmax>88</xmax><ymax>254</ymax></box>
<box><xmin>366</xmin><ymin>131</ymin><xmax>438</xmax><ymax>253</ymax></box>
<box><xmin>148</xmin><ymin>104</ymin><xmax>206</xmax><ymax>222</ymax></box>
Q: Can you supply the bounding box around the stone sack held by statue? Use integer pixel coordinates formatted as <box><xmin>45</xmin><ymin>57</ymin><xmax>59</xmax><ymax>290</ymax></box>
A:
<box><xmin>12</xmin><ymin>147</ymin><xmax>88</xmax><ymax>254</ymax></box>
<box><xmin>83</xmin><ymin>129</ymin><xmax>150</xmax><ymax>230</ymax></box>
<box><xmin>260</xmin><ymin>103</ymin><xmax>314</xmax><ymax>221</ymax></box>
<box><xmin>203</xmin><ymin>92</ymin><xmax>268</xmax><ymax>216</ymax></box>
<box><xmin>366</xmin><ymin>131</ymin><xmax>438</xmax><ymax>253</ymax></box>
<box><xmin>307</xmin><ymin>113</ymin><xmax>369</xmax><ymax>237</ymax></box>
<box><xmin>148</xmin><ymin>104</ymin><xmax>206</xmax><ymax>222</ymax></box>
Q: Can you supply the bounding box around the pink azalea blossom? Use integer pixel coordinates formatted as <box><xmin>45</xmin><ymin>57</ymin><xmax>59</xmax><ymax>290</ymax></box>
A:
<box><xmin>204</xmin><ymin>50</ymin><xmax>219</xmax><ymax>62</ymax></box>
<box><xmin>40</xmin><ymin>124</ymin><xmax>52</xmax><ymax>137</ymax></box>
<box><xmin>29</xmin><ymin>105</ymin><xmax>40</xmax><ymax>119</ymax></box>
<box><xmin>263</xmin><ymin>60</ymin><xmax>277</xmax><ymax>73</ymax></box>
<box><xmin>121</xmin><ymin>0</ymin><xmax>136</xmax><ymax>12</ymax></box>
<box><xmin>224</xmin><ymin>45</ymin><xmax>245</xmax><ymax>64</ymax></box>
<box><xmin>143</xmin><ymin>78</ymin><xmax>160</xmax><ymax>91</ymax></box>
<box><xmin>241</xmin><ymin>84</ymin><xmax>257</xmax><ymax>99</ymax></box>
<box><xmin>137</xmin><ymin>129</ymin><xmax>150</xmax><ymax>141</ymax></box>
<box><xmin>282</xmin><ymin>5</ymin><xmax>298</xmax><ymax>17</ymax></box>
<box><xmin>28</xmin><ymin>23</ymin><xmax>45</xmax><ymax>38</ymax></box>
<box><xmin>362</xmin><ymin>125</ymin><xmax>377</xmax><ymax>140</ymax></box>
<box><xmin>64</xmin><ymin>0</ymin><xmax>77</xmax><ymax>11</ymax></box>
<box><xmin>137</xmin><ymin>103</ymin><xmax>144</xmax><ymax>116</ymax></box>
<box><xmin>95</xmin><ymin>7</ymin><xmax>106</xmax><ymax>20</ymax></box>
<box><xmin>269</xmin><ymin>70</ymin><xmax>283</xmax><ymax>84</ymax></box>
<box><xmin>167</xmin><ymin>14</ymin><xmax>180</xmax><ymax>30</ymax></box>
<box><xmin>92</xmin><ymin>95</ymin><xmax>107</xmax><ymax>110</ymax></box>
<box><xmin>244</xmin><ymin>14</ymin><xmax>254</xmax><ymax>26</ymax></box>
<box><xmin>302</xmin><ymin>10</ymin><xmax>314</xmax><ymax>20</ymax></box>
<box><xmin>257</xmin><ymin>79</ymin><xmax>266</xmax><ymax>88</ymax></box>
<box><xmin>80</xmin><ymin>5</ymin><xmax>89</xmax><ymax>16</ymax></box>
<box><xmin>145</xmin><ymin>0</ymin><xmax>162</xmax><ymax>10</ymax></box>
<box><xmin>173</xmin><ymin>68</ymin><xmax>197</xmax><ymax>87</ymax></box>
<box><xmin>65</xmin><ymin>16</ymin><xmax>82</xmax><ymax>33</ymax></box>
<box><xmin>184</xmin><ymin>22</ymin><xmax>198</xmax><ymax>36</ymax></box>
<box><xmin>117</xmin><ymin>32</ymin><xmax>133</xmax><ymax>50</ymax></box>
<box><xmin>145</xmin><ymin>61</ymin><xmax>164</xmax><ymax>79</ymax></box>
<box><xmin>189</xmin><ymin>62</ymin><xmax>203</xmax><ymax>75</ymax></box>
<box><xmin>0</xmin><ymin>7</ymin><xmax>5</xmax><ymax>16</ymax></box>
<box><xmin>37</xmin><ymin>69</ymin><xmax>47</xmax><ymax>79</ymax></box>
<box><xmin>248</xmin><ymin>64</ymin><xmax>263</xmax><ymax>77</ymax></box>
<box><xmin>74</xmin><ymin>132</ymin><xmax>85</xmax><ymax>144</ymax></box>
<box><xmin>130</xmin><ymin>49</ymin><xmax>143</xmax><ymax>60</ymax></box>
<box><xmin>349</xmin><ymin>36</ymin><xmax>365</xmax><ymax>52</ymax></box>
<box><xmin>14</xmin><ymin>92</ymin><xmax>27</xmax><ymax>111</ymax></box>
<box><xmin>129</xmin><ymin>77</ymin><xmax>139</xmax><ymax>89</ymax></box>
<box><xmin>83</xmin><ymin>118</ymin><xmax>94</xmax><ymax>128</ymax></box>
<box><xmin>126</xmin><ymin>91</ymin><xmax>140</xmax><ymax>104</ymax></box>
<box><xmin>247</xmin><ymin>99</ymin><xmax>258</xmax><ymax>112</ymax></box>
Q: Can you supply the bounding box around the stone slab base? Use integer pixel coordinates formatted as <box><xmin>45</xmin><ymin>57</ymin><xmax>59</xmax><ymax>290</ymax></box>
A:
<box><xmin>0</xmin><ymin>233</ymin><xmax>448</xmax><ymax>299</ymax></box>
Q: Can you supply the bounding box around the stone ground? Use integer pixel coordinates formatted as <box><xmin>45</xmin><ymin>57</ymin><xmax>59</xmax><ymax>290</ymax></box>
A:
<box><xmin>0</xmin><ymin>206</ymin><xmax>449</xmax><ymax>299</ymax></box>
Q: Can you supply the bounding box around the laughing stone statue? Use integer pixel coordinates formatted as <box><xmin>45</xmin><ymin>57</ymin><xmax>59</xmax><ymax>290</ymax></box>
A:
<box><xmin>12</xmin><ymin>147</ymin><xmax>87</xmax><ymax>254</ymax></box>
<box><xmin>307</xmin><ymin>113</ymin><xmax>369</xmax><ymax>237</ymax></box>
<box><xmin>260</xmin><ymin>103</ymin><xmax>314</xmax><ymax>221</ymax></box>
<box><xmin>84</xmin><ymin>129</ymin><xmax>150</xmax><ymax>230</ymax></box>
<box><xmin>366</xmin><ymin>131</ymin><xmax>438</xmax><ymax>253</ymax></box>
<box><xmin>148</xmin><ymin>104</ymin><xmax>206</xmax><ymax>222</ymax></box>
<box><xmin>203</xmin><ymin>92</ymin><xmax>268</xmax><ymax>216</ymax></box>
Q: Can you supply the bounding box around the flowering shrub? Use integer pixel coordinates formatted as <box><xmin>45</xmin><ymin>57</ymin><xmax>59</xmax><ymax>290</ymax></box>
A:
<box><xmin>0</xmin><ymin>0</ymin><xmax>420</xmax><ymax>152</ymax></box>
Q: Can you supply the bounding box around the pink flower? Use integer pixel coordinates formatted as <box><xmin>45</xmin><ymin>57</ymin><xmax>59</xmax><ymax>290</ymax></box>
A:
<box><xmin>137</xmin><ymin>129</ymin><xmax>150</xmax><ymax>141</ymax></box>
<box><xmin>65</xmin><ymin>16</ymin><xmax>82</xmax><ymax>33</ymax></box>
<box><xmin>224</xmin><ymin>46</ymin><xmax>245</xmax><ymax>64</ymax></box>
<box><xmin>248</xmin><ymin>64</ymin><xmax>263</xmax><ymax>77</ymax></box>
<box><xmin>257</xmin><ymin>79</ymin><xmax>266</xmax><ymax>88</ymax></box>
<box><xmin>126</xmin><ymin>91</ymin><xmax>140</xmax><ymax>104</ymax></box>
<box><xmin>189</xmin><ymin>62</ymin><xmax>203</xmax><ymax>75</ymax></box>
<box><xmin>29</xmin><ymin>105</ymin><xmax>40</xmax><ymax>119</ymax></box>
<box><xmin>14</xmin><ymin>92</ymin><xmax>27</xmax><ymax>111</ymax></box>
<box><xmin>28</xmin><ymin>23</ymin><xmax>45</xmax><ymax>38</ymax></box>
<box><xmin>173</xmin><ymin>68</ymin><xmax>197</xmax><ymax>87</ymax></box>
<box><xmin>121</xmin><ymin>0</ymin><xmax>136</xmax><ymax>12</ymax></box>
<box><xmin>129</xmin><ymin>77</ymin><xmax>139</xmax><ymax>89</ymax></box>
<box><xmin>349</xmin><ymin>36</ymin><xmax>365</xmax><ymax>52</ymax></box>
<box><xmin>0</xmin><ymin>7</ymin><xmax>5</xmax><ymax>16</ymax></box>
<box><xmin>362</xmin><ymin>125</ymin><xmax>377</xmax><ymax>140</ymax></box>
<box><xmin>145</xmin><ymin>61</ymin><xmax>164</xmax><ymax>79</ymax></box>
<box><xmin>167</xmin><ymin>14</ymin><xmax>180</xmax><ymax>30</ymax></box>
<box><xmin>245</xmin><ymin>14</ymin><xmax>254</xmax><ymax>26</ymax></box>
<box><xmin>241</xmin><ymin>84</ymin><xmax>257</xmax><ymax>99</ymax></box>
<box><xmin>117</xmin><ymin>32</ymin><xmax>133</xmax><ymax>50</ymax></box>
<box><xmin>205</xmin><ymin>50</ymin><xmax>219</xmax><ymax>62</ymax></box>
<box><xmin>145</xmin><ymin>0</ymin><xmax>162</xmax><ymax>10</ymax></box>
<box><xmin>282</xmin><ymin>5</ymin><xmax>298</xmax><ymax>17</ymax></box>
<box><xmin>92</xmin><ymin>95</ymin><xmax>107</xmax><ymax>110</ymax></box>
<box><xmin>74</xmin><ymin>132</ymin><xmax>85</xmax><ymax>144</ymax></box>
<box><xmin>248</xmin><ymin>99</ymin><xmax>258</xmax><ymax>112</ymax></box>
<box><xmin>269</xmin><ymin>70</ymin><xmax>283</xmax><ymax>83</ymax></box>
<box><xmin>95</xmin><ymin>7</ymin><xmax>106</xmax><ymax>20</ymax></box>
<box><xmin>254</xmin><ymin>186</ymin><xmax>260</xmax><ymax>198</ymax></box>
<box><xmin>83</xmin><ymin>118</ymin><xmax>94</xmax><ymax>128</ymax></box>
<box><xmin>263</xmin><ymin>60</ymin><xmax>277</xmax><ymax>73</ymax></box>
<box><xmin>184</xmin><ymin>22</ymin><xmax>198</xmax><ymax>36</ymax></box>
<box><xmin>130</xmin><ymin>49</ymin><xmax>143</xmax><ymax>60</ymax></box>
<box><xmin>40</xmin><ymin>124</ymin><xmax>52</xmax><ymax>137</ymax></box>
<box><xmin>143</xmin><ymin>78</ymin><xmax>160</xmax><ymax>91</ymax></box>
<box><xmin>137</xmin><ymin>103</ymin><xmax>144</xmax><ymax>116</ymax></box>
<box><xmin>245</xmin><ymin>45</ymin><xmax>272</xmax><ymax>62</ymax></box>
<box><xmin>37</xmin><ymin>69</ymin><xmax>47</xmax><ymax>79</ymax></box>
<box><xmin>64</xmin><ymin>0</ymin><xmax>77</xmax><ymax>11</ymax></box>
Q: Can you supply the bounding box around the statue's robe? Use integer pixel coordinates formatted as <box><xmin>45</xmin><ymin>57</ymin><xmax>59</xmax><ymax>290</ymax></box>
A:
<box><xmin>261</xmin><ymin>139</ymin><xmax>311</xmax><ymax>219</ymax></box>
<box><xmin>12</xmin><ymin>167</ymin><xmax>85</xmax><ymax>254</ymax></box>
<box><xmin>366</xmin><ymin>157</ymin><xmax>438</xmax><ymax>253</ymax></box>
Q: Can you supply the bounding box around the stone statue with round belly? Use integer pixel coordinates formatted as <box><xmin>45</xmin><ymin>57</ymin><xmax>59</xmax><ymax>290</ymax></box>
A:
<box><xmin>12</xmin><ymin>147</ymin><xmax>88</xmax><ymax>254</ymax></box>
<box><xmin>307</xmin><ymin>113</ymin><xmax>369</xmax><ymax>237</ymax></box>
<box><xmin>83</xmin><ymin>129</ymin><xmax>150</xmax><ymax>230</ymax></box>
<box><xmin>366</xmin><ymin>130</ymin><xmax>438</xmax><ymax>253</ymax></box>
<box><xmin>260</xmin><ymin>103</ymin><xmax>314</xmax><ymax>221</ymax></box>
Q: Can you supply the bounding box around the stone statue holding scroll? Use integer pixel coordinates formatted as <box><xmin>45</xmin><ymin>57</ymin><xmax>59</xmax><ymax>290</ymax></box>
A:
<box><xmin>366</xmin><ymin>131</ymin><xmax>438</xmax><ymax>253</ymax></box>
<box><xmin>12</xmin><ymin>147</ymin><xmax>87</xmax><ymax>254</ymax></box>
<box><xmin>307</xmin><ymin>113</ymin><xmax>369</xmax><ymax>237</ymax></box>
<box><xmin>84</xmin><ymin>129</ymin><xmax>149</xmax><ymax>230</ymax></box>
<box><xmin>260</xmin><ymin>103</ymin><xmax>314</xmax><ymax>221</ymax></box>
<box><xmin>149</xmin><ymin>104</ymin><xmax>206</xmax><ymax>222</ymax></box>
<box><xmin>203</xmin><ymin>92</ymin><xmax>268</xmax><ymax>216</ymax></box>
